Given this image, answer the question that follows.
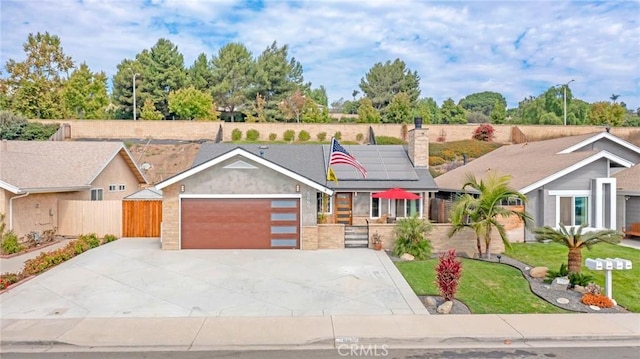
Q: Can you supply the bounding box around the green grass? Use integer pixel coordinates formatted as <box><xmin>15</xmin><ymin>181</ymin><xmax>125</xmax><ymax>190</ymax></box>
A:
<box><xmin>506</xmin><ymin>242</ymin><xmax>640</xmax><ymax>312</ymax></box>
<box><xmin>396</xmin><ymin>258</ymin><xmax>566</xmax><ymax>314</ymax></box>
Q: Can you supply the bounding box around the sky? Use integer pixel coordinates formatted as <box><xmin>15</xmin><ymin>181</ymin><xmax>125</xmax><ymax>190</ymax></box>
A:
<box><xmin>1</xmin><ymin>0</ymin><xmax>639</xmax><ymax>110</ymax></box>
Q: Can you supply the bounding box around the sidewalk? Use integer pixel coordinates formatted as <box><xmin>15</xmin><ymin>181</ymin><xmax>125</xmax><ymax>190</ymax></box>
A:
<box><xmin>1</xmin><ymin>313</ymin><xmax>639</xmax><ymax>353</ymax></box>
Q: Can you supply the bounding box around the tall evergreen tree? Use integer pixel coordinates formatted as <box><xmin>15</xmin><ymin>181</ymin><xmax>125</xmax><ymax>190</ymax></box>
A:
<box><xmin>440</xmin><ymin>98</ymin><xmax>467</xmax><ymax>124</ymax></box>
<box><xmin>111</xmin><ymin>59</ymin><xmax>144</xmax><ymax>119</ymax></box>
<box><xmin>359</xmin><ymin>58</ymin><xmax>420</xmax><ymax>115</ymax></box>
<box><xmin>489</xmin><ymin>99</ymin><xmax>506</xmax><ymax>124</ymax></box>
<box><xmin>188</xmin><ymin>53</ymin><xmax>214</xmax><ymax>92</ymax></box>
<box><xmin>211</xmin><ymin>43</ymin><xmax>254</xmax><ymax>122</ymax></box>
<box><xmin>63</xmin><ymin>63</ymin><xmax>108</xmax><ymax>119</ymax></box>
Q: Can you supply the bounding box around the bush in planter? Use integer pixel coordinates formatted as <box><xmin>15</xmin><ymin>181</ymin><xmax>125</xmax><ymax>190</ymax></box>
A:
<box><xmin>231</xmin><ymin>128</ymin><xmax>242</xmax><ymax>141</ymax></box>
<box><xmin>298</xmin><ymin>130</ymin><xmax>310</xmax><ymax>141</ymax></box>
<box><xmin>0</xmin><ymin>272</ymin><xmax>22</xmax><ymax>290</ymax></box>
<box><xmin>393</xmin><ymin>214</ymin><xmax>433</xmax><ymax>260</ymax></box>
<box><xmin>283</xmin><ymin>129</ymin><xmax>295</xmax><ymax>142</ymax></box>
<box><xmin>246</xmin><ymin>129</ymin><xmax>260</xmax><ymax>141</ymax></box>
<box><xmin>78</xmin><ymin>233</ymin><xmax>100</xmax><ymax>248</ymax></box>
<box><xmin>1</xmin><ymin>230</ymin><xmax>22</xmax><ymax>255</ymax></box>
<box><xmin>103</xmin><ymin>234</ymin><xmax>118</xmax><ymax>243</ymax></box>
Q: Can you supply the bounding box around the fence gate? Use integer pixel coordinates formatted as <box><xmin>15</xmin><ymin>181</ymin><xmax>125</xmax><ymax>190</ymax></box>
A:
<box><xmin>122</xmin><ymin>200</ymin><xmax>162</xmax><ymax>237</ymax></box>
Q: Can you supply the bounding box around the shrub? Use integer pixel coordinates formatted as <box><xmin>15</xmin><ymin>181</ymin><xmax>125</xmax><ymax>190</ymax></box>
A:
<box><xmin>568</xmin><ymin>272</ymin><xmax>593</xmax><ymax>287</ymax></box>
<box><xmin>334</xmin><ymin>131</ymin><xmax>342</xmax><ymax>140</ymax></box>
<box><xmin>429</xmin><ymin>156</ymin><xmax>445</xmax><ymax>166</ymax></box>
<box><xmin>316</xmin><ymin>132</ymin><xmax>327</xmax><ymax>142</ymax></box>
<box><xmin>430</xmin><ymin>140</ymin><xmax>501</xmax><ymax>159</ymax></box>
<box><xmin>375</xmin><ymin>136</ymin><xmax>405</xmax><ymax>145</ymax></box>
<box><xmin>435</xmin><ymin>249</ymin><xmax>462</xmax><ymax>301</ymax></box>
<box><xmin>246</xmin><ymin>129</ymin><xmax>260</xmax><ymax>141</ymax></box>
<box><xmin>1</xmin><ymin>231</ymin><xmax>22</xmax><ymax>255</ymax></box>
<box><xmin>103</xmin><ymin>234</ymin><xmax>118</xmax><ymax>243</ymax></box>
<box><xmin>356</xmin><ymin>133</ymin><xmax>364</xmax><ymax>142</ymax></box>
<box><xmin>393</xmin><ymin>214</ymin><xmax>433</xmax><ymax>260</ymax></box>
<box><xmin>472</xmin><ymin>123</ymin><xmax>495</xmax><ymax>142</ymax></box>
<box><xmin>231</xmin><ymin>128</ymin><xmax>242</xmax><ymax>141</ymax></box>
<box><xmin>283</xmin><ymin>129</ymin><xmax>295</xmax><ymax>142</ymax></box>
<box><xmin>440</xmin><ymin>149</ymin><xmax>457</xmax><ymax>161</ymax></box>
<box><xmin>585</xmin><ymin>282</ymin><xmax>602</xmax><ymax>295</ymax></box>
<box><xmin>298</xmin><ymin>130</ymin><xmax>310</xmax><ymax>141</ymax></box>
<box><xmin>0</xmin><ymin>272</ymin><xmax>22</xmax><ymax>290</ymax></box>
<box><xmin>544</xmin><ymin>263</ymin><xmax>569</xmax><ymax>283</ymax></box>
<box><xmin>581</xmin><ymin>293</ymin><xmax>614</xmax><ymax>308</ymax></box>
<box><xmin>78</xmin><ymin>233</ymin><xmax>100</xmax><ymax>249</ymax></box>
<box><xmin>269</xmin><ymin>133</ymin><xmax>277</xmax><ymax>141</ymax></box>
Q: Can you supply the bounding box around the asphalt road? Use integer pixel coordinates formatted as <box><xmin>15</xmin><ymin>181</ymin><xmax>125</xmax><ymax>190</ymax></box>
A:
<box><xmin>3</xmin><ymin>346</ymin><xmax>639</xmax><ymax>359</ymax></box>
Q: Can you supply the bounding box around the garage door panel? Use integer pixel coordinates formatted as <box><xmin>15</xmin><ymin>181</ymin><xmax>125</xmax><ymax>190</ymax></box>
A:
<box><xmin>181</xmin><ymin>198</ymin><xmax>299</xmax><ymax>249</ymax></box>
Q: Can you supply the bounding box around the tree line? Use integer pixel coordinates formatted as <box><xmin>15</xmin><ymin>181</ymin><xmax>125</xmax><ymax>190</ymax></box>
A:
<box><xmin>1</xmin><ymin>32</ymin><xmax>638</xmax><ymax>126</ymax></box>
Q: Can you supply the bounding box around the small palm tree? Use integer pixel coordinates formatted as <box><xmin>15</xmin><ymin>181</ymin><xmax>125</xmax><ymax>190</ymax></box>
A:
<box><xmin>393</xmin><ymin>214</ymin><xmax>433</xmax><ymax>260</ymax></box>
<box><xmin>449</xmin><ymin>173</ymin><xmax>532</xmax><ymax>259</ymax></box>
<box><xmin>533</xmin><ymin>224</ymin><xmax>622</xmax><ymax>273</ymax></box>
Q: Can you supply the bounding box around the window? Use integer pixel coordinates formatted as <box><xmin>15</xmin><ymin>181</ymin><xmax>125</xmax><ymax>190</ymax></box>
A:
<box><xmin>559</xmin><ymin>196</ymin><xmax>589</xmax><ymax>226</ymax></box>
<box><xmin>500</xmin><ymin>197</ymin><xmax>523</xmax><ymax>206</ymax></box>
<box><xmin>90</xmin><ymin>188</ymin><xmax>103</xmax><ymax>201</ymax></box>
<box><xmin>317</xmin><ymin>193</ymin><xmax>332</xmax><ymax>214</ymax></box>
<box><xmin>118</xmin><ymin>184</ymin><xmax>126</xmax><ymax>191</ymax></box>
<box><xmin>370</xmin><ymin>197</ymin><xmax>381</xmax><ymax>218</ymax></box>
<box><xmin>394</xmin><ymin>195</ymin><xmax>422</xmax><ymax>218</ymax></box>
<box><xmin>108</xmin><ymin>185</ymin><xmax>117</xmax><ymax>192</ymax></box>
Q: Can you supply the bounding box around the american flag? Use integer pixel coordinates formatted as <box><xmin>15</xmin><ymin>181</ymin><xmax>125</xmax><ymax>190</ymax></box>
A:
<box><xmin>329</xmin><ymin>138</ymin><xmax>367</xmax><ymax>178</ymax></box>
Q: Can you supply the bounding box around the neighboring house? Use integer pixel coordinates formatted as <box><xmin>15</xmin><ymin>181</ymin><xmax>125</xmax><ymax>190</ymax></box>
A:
<box><xmin>0</xmin><ymin>140</ymin><xmax>147</xmax><ymax>237</ymax></box>
<box><xmin>613</xmin><ymin>164</ymin><xmax>640</xmax><ymax>234</ymax></box>
<box><xmin>435</xmin><ymin>131</ymin><xmax>640</xmax><ymax>241</ymax></box>
<box><xmin>155</xmin><ymin>126</ymin><xmax>437</xmax><ymax>250</ymax></box>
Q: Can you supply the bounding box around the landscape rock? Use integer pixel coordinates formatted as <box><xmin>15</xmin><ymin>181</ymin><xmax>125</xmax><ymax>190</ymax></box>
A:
<box><xmin>529</xmin><ymin>266</ymin><xmax>548</xmax><ymax>278</ymax></box>
<box><xmin>437</xmin><ymin>300</ymin><xmax>453</xmax><ymax>314</ymax></box>
<box><xmin>589</xmin><ymin>305</ymin><xmax>601</xmax><ymax>311</ymax></box>
<box><xmin>551</xmin><ymin>277</ymin><xmax>570</xmax><ymax>290</ymax></box>
<box><xmin>573</xmin><ymin>285</ymin><xmax>587</xmax><ymax>294</ymax></box>
<box><xmin>556</xmin><ymin>297</ymin><xmax>570</xmax><ymax>304</ymax></box>
<box><xmin>424</xmin><ymin>296</ymin><xmax>437</xmax><ymax>306</ymax></box>
<box><xmin>400</xmin><ymin>253</ymin><xmax>415</xmax><ymax>261</ymax></box>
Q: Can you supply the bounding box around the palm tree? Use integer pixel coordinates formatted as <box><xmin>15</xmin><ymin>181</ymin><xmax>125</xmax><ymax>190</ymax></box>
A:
<box><xmin>533</xmin><ymin>224</ymin><xmax>621</xmax><ymax>273</ymax></box>
<box><xmin>449</xmin><ymin>173</ymin><xmax>532</xmax><ymax>259</ymax></box>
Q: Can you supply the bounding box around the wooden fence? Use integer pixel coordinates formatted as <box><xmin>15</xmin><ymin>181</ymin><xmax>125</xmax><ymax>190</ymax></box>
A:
<box><xmin>122</xmin><ymin>200</ymin><xmax>162</xmax><ymax>237</ymax></box>
<box><xmin>57</xmin><ymin>200</ymin><xmax>122</xmax><ymax>237</ymax></box>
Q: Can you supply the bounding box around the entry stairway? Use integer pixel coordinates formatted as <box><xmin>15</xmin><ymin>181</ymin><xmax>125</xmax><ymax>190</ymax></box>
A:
<box><xmin>344</xmin><ymin>225</ymin><xmax>369</xmax><ymax>248</ymax></box>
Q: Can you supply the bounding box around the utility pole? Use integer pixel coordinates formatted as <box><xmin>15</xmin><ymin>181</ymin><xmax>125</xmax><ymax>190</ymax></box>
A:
<box><xmin>132</xmin><ymin>72</ymin><xmax>139</xmax><ymax>121</ymax></box>
<box><xmin>562</xmin><ymin>79</ymin><xmax>575</xmax><ymax>126</ymax></box>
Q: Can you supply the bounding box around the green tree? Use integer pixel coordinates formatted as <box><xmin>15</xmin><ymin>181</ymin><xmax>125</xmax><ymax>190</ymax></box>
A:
<box><xmin>356</xmin><ymin>97</ymin><xmax>381</xmax><ymax>123</ymax></box>
<box><xmin>307</xmin><ymin>86</ymin><xmax>328</xmax><ymax>107</ymax></box>
<box><xmin>459</xmin><ymin>91</ymin><xmax>506</xmax><ymax>116</ymax></box>
<box><xmin>278</xmin><ymin>88</ymin><xmax>306</xmax><ymax>122</ymax></box>
<box><xmin>359</xmin><ymin>58</ymin><xmax>420</xmax><ymax>115</ymax></box>
<box><xmin>301</xmin><ymin>97</ymin><xmax>330</xmax><ymax>123</ymax></box>
<box><xmin>533</xmin><ymin>224</ymin><xmax>621</xmax><ymax>273</ymax></box>
<box><xmin>211</xmin><ymin>43</ymin><xmax>254</xmax><ymax>122</ymax></box>
<box><xmin>0</xmin><ymin>111</ymin><xmax>28</xmax><ymax>139</ymax></box>
<box><xmin>449</xmin><ymin>173</ymin><xmax>531</xmax><ymax>259</ymax></box>
<box><xmin>138</xmin><ymin>38</ymin><xmax>187</xmax><ymax>118</ymax></box>
<box><xmin>140</xmin><ymin>99</ymin><xmax>163</xmax><ymax>121</ymax></box>
<box><xmin>2</xmin><ymin>32</ymin><xmax>73</xmax><ymax>118</ymax></box>
<box><xmin>111</xmin><ymin>59</ymin><xmax>144</xmax><ymax>119</ymax></box>
<box><xmin>587</xmin><ymin>102</ymin><xmax>625</xmax><ymax>126</ymax></box>
<box><xmin>412</xmin><ymin>97</ymin><xmax>438</xmax><ymax>124</ymax></box>
<box><xmin>252</xmin><ymin>41</ymin><xmax>305</xmax><ymax>121</ymax></box>
<box><xmin>440</xmin><ymin>98</ymin><xmax>467</xmax><ymax>124</ymax></box>
<box><xmin>385</xmin><ymin>92</ymin><xmax>412</xmax><ymax>123</ymax></box>
<box><xmin>489</xmin><ymin>99</ymin><xmax>506</xmax><ymax>124</ymax></box>
<box><xmin>243</xmin><ymin>93</ymin><xmax>267</xmax><ymax>123</ymax></box>
<box><xmin>188</xmin><ymin>53</ymin><xmax>213</xmax><ymax>92</ymax></box>
<box><xmin>393</xmin><ymin>214</ymin><xmax>433</xmax><ymax>260</ymax></box>
<box><xmin>168</xmin><ymin>86</ymin><xmax>217</xmax><ymax>120</ymax></box>
<box><xmin>62</xmin><ymin>63</ymin><xmax>108</xmax><ymax>119</ymax></box>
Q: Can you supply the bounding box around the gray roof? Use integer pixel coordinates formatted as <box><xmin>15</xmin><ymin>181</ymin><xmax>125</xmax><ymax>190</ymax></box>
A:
<box><xmin>0</xmin><ymin>140</ymin><xmax>147</xmax><ymax>193</ymax></box>
<box><xmin>124</xmin><ymin>187</ymin><xmax>163</xmax><ymax>200</ymax></box>
<box><xmin>193</xmin><ymin>143</ymin><xmax>437</xmax><ymax>191</ymax></box>
<box><xmin>613</xmin><ymin>164</ymin><xmax>640</xmax><ymax>194</ymax></box>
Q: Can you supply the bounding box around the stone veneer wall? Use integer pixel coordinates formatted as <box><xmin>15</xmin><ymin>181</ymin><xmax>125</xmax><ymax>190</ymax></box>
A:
<box><xmin>160</xmin><ymin>183</ymin><xmax>180</xmax><ymax>250</ymax></box>
<box><xmin>317</xmin><ymin>224</ymin><xmax>345</xmax><ymax>249</ymax></box>
<box><xmin>301</xmin><ymin>226</ymin><xmax>319</xmax><ymax>250</ymax></box>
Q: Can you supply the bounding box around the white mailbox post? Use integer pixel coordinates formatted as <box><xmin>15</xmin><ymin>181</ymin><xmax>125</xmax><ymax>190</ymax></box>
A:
<box><xmin>585</xmin><ymin>258</ymin><xmax>633</xmax><ymax>299</ymax></box>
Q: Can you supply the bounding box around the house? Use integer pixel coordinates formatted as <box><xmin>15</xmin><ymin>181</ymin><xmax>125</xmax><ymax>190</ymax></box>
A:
<box><xmin>613</xmin><ymin>164</ymin><xmax>640</xmax><ymax>234</ymax></box>
<box><xmin>0</xmin><ymin>140</ymin><xmax>148</xmax><ymax>238</ymax></box>
<box><xmin>434</xmin><ymin>131</ymin><xmax>640</xmax><ymax>241</ymax></box>
<box><xmin>155</xmin><ymin>126</ymin><xmax>437</xmax><ymax>250</ymax></box>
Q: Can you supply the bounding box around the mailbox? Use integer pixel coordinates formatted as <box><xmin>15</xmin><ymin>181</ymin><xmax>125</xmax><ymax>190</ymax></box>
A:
<box><xmin>614</xmin><ymin>258</ymin><xmax>632</xmax><ymax>270</ymax></box>
<box><xmin>597</xmin><ymin>258</ymin><xmax>613</xmax><ymax>270</ymax></box>
<box><xmin>585</xmin><ymin>258</ymin><xmax>603</xmax><ymax>270</ymax></box>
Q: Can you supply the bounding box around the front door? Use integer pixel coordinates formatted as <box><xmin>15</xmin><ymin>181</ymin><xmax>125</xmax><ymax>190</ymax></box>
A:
<box><xmin>335</xmin><ymin>192</ymin><xmax>352</xmax><ymax>225</ymax></box>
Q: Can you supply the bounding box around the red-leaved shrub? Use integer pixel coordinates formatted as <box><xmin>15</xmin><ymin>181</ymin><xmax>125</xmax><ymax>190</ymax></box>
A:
<box><xmin>435</xmin><ymin>249</ymin><xmax>463</xmax><ymax>301</ymax></box>
<box><xmin>472</xmin><ymin>123</ymin><xmax>495</xmax><ymax>142</ymax></box>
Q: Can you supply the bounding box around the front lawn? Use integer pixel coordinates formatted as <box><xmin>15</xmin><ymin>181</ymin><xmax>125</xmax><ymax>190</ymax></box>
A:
<box><xmin>506</xmin><ymin>243</ymin><xmax>640</xmax><ymax>312</ymax></box>
<box><xmin>396</xmin><ymin>258</ymin><xmax>566</xmax><ymax>314</ymax></box>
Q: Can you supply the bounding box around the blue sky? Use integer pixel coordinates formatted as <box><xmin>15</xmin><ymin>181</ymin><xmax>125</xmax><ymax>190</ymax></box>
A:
<box><xmin>1</xmin><ymin>0</ymin><xmax>639</xmax><ymax>109</ymax></box>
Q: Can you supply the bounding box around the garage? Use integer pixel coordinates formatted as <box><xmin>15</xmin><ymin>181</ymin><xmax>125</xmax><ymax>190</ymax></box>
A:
<box><xmin>180</xmin><ymin>197</ymin><xmax>300</xmax><ymax>249</ymax></box>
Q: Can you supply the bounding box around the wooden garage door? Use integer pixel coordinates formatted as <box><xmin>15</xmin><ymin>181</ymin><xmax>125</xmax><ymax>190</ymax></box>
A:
<box><xmin>181</xmin><ymin>198</ymin><xmax>299</xmax><ymax>249</ymax></box>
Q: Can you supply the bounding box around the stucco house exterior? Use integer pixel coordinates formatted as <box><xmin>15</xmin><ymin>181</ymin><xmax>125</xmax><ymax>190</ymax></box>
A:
<box><xmin>0</xmin><ymin>140</ymin><xmax>147</xmax><ymax>238</ymax></box>
<box><xmin>613</xmin><ymin>164</ymin><xmax>640</xmax><ymax>235</ymax></box>
<box><xmin>156</xmin><ymin>127</ymin><xmax>437</xmax><ymax>250</ymax></box>
<box><xmin>435</xmin><ymin>131</ymin><xmax>640</xmax><ymax>241</ymax></box>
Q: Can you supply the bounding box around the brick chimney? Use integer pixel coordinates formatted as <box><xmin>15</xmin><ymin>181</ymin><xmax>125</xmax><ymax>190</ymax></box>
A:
<box><xmin>408</xmin><ymin>117</ymin><xmax>429</xmax><ymax>168</ymax></box>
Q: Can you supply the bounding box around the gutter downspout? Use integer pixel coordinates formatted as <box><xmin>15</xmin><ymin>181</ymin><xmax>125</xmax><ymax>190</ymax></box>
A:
<box><xmin>9</xmin><ymin>192</ymin><xmax>30</xmax><ymax>231</ymax></box>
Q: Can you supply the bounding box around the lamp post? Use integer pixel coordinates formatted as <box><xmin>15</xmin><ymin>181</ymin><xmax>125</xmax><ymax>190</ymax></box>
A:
<box><xmin>561</xmin><ymin>79</ymin><xmax>574</xmax><ymax>126</ymax></box>
<box><xmin>132</xmin><ymin>73</ymin><xmax>139</xmax><ymax>121</ymax></box>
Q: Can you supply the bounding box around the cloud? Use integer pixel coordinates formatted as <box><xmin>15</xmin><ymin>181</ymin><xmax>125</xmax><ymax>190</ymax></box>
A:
<box><xmin>1</xmin><ymin>0</ymin><xmax>638</xmax><ymax>109</ymax></box>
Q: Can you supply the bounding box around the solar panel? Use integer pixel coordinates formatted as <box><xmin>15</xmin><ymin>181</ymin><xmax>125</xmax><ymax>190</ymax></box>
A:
<box><xmin>324</xmin><ymin>145</ymin><xmax>418</xmax><ymax>180</ymax></box>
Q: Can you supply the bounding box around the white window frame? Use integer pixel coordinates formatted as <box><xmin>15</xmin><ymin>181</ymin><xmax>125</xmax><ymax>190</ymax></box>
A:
<box><xmin>118</xmin><ymin>184</ymin><xmax>126</xmax><ymax>192</ymax></box>
<box><xmin>90</xmin><ymin>188</ymin><xmax>104</xmax><ymax>201</ymax></box>
<box><xmin>317</xmin><ymin>193</ymin><xmax>333</xmax><ymax>214</ymax></box>
<box><xmin>108</xmin><ymin>184</ymin><xmax>117</xmax><ymax>192</ymax></box>
<box><xmin>550</xmin><ymin>190</ymin><xmax>590</xmax><ymax>228</ymax></box>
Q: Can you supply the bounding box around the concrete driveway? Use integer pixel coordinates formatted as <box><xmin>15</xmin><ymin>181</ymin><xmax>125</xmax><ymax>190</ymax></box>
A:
<box><xmin>0</xmin><ymin>239</ymin><xmax>426</xmax><ymax>319</ymax></box>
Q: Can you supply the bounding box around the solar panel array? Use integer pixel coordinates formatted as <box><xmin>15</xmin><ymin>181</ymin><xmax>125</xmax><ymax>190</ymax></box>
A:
<box><xmin>323</xmin><ymin>145</ymin><xmax>418</xmax><ymax>180</ymax></box>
